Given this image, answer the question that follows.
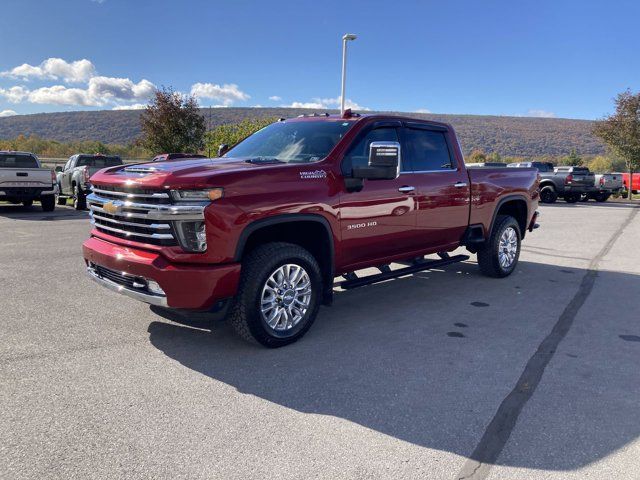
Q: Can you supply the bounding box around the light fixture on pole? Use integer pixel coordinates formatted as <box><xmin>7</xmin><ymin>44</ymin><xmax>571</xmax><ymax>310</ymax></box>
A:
<box><xmin>340</xmin><ymin>33</ymin><xmax>357</xmax><ymax>115</ymax></box>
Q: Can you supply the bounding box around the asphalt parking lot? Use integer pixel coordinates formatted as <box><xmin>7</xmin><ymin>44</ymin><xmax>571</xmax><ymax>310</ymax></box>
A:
<box><xmin>1</xmin><ymin>200</ymin><xmax>639</xmax><ymax>480</ymax></box>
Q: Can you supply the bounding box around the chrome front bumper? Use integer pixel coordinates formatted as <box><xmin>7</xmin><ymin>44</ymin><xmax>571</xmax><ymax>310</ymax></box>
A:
<box><xmin>86</xmin><ymin>263</ymin><xmax>168</xmax><ymax>307</ymax></box>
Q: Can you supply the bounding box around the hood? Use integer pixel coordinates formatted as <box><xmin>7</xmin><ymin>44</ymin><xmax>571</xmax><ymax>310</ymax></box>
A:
<box><xmin>90</xmin><ymin>157</ymin><xmax>293</xmax><ymax>189</ymax></box>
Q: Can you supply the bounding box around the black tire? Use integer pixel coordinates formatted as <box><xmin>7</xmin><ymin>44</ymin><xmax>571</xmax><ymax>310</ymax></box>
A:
<box><xmin>22</xmin><ymin>200</ymin><xmax>33</xmax><ymax>208</ymax></box>
<box><xmin>229</xmin><ymin>242</ymin><xmax>323</xmax><ymax>348</ymax></box>
<box><xmin>539</xmin><ymin>186</ymin><xmax>557</xmax><ymax>204</ymax></box>
<box><xmin>564</xmin><ymin>193</ymin><xmax>580</xmax><ymax>203</ymax></box>
<box><xmin>594</xmin><ymin>192</ymin><xmax>609</xmax><ymax>202</ymax></box>
<box><xmin>41</xmin><ymin>195</ymin><xmax>55</xmax><ymax>212</ymax></box>
<box><xmin>477</xmin><ymin>215</ymin><xmax>521</xmax><ymax>278</ymax></box>
<box><xmin>73</xmin><ymin>185</ymin><xmax>86</xmax><ymax>210</ymax></box>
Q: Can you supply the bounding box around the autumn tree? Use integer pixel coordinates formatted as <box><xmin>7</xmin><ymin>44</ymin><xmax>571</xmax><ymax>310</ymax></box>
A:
<box><xmin>593</xmin><ymin>90</ymin><xmax>640</xmax><ymax>199</ymax></box>
<box><xmin>586</xmin><ymin>155</ymin><xmax>613</xmax><ymax>174</ymax></box>
<box><xmin>140</xmin><ymin>87</ymin><xmax>206</xmax><ymax>154</ymax></box>
<box><xmin>559</xmin><ymin>149</ymin><xmax>583</xmax><ymax>166</ymax></box>
<box><xmin>467</xmin><ymin>148</ymin><xmax>488</xmax><ymax>163</ymax></box>
<box><xmin>204</xmin><ymin>117</ymin><xmax>277</xmax><ymax>157</ymax></box>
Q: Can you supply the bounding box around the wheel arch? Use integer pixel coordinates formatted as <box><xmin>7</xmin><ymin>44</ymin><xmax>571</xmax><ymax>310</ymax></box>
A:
<box><xmin>234</xmin><ymin>214</ymin><xmax>336</xmax><ymax>303</ymax></box>
<box><xmin>489</xmin><ymin>195</ymin><xmax>529</xmax><ymax>240</ymax></box>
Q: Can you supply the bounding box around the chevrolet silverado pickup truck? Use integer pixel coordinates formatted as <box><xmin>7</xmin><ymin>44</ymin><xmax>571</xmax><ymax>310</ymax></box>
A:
<box><xmin>0</xmin><ymin>151</ymin><xmax>57</xmax><ymax>211</ymax></box>
<box><xmin>56</xmin><ymin>154</ymin><xmax>123</xmax><ymax>210</ymax></box>
<box><xmin>83</xmin><ymin>113</ymin><xmax>539</xmax><ymax>347</ymax></box>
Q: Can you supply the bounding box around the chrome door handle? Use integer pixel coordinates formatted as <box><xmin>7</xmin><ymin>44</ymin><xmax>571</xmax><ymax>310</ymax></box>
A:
<box><xmin>398</xmin><ymin>186</ymin><xmax>415</xmax><ymax>193</ymax></box>
<box><xmin>453</xmin><ymin>182</ymin><xmax>468</xmax><ymax>188</ymax></box>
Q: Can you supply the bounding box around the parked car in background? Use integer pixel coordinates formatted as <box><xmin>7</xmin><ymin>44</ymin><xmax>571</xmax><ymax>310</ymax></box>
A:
<box><xmin>508</xmin><ymin>162</ymin><xmax>595</xmax><ymax>203</ymax></box>
<box><xmin>152</xmin><ymin>153</ymin><xmax>207</xmax><ymax>162</ymax></box>
<box><xmin>584</xmin><ymin>173</ymin><xmax>623</xmax><ymax>202</ymax></box>
<box><xmin>621</xmin><ymin>172</ymin><xmax>640</xmax><ymax>194</ymax></box>
<box><xmin>0</xmin><ymin>151</ymin><xmax>57</xmax><ymax>211</ymax></box>
<box><xmin>56</xmin><ymin>154</ymin><xmax>123</xmax><ymax>210</ymax></box>
<box><xmin>465</xmin><ymin>162</ymin><xmax>508</xmax><ymax>168</ymax></box>
<box><xmin>83</xmin><ymin>113</ymin><xmax>540</xmax><ymax>347</ymax></box>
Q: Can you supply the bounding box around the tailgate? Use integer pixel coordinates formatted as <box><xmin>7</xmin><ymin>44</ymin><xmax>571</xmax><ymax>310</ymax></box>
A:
<box><xmin>569</xmin><ymin>171</ymin><xmax>595</xmax><ymax>187</ymax></box>
<box><xmin>0</xmin><ymin>168</ymin><xmax>53</xmax><ymax>188</ymax></box>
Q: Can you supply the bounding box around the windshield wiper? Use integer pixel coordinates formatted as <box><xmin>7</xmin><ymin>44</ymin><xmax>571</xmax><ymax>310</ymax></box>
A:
<box><xmin>246</xmin><ymin>157</ymin><xmax>285</xmax><ymax>164</ymax></box>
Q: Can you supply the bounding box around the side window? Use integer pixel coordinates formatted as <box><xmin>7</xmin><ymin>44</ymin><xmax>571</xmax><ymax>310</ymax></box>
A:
<box><xmin>342</xmin><ymin>127</ymin><xmax>399</xmax><ymax>176</ymax></box>
<box><xmin>64</xmin><ymin>159</ymin><xmax>72</xmax><ymax>171</ymax></box>
<box><xmin>403</xmin><ymin>128</ymin><xmax>455</xmax><ymax>172</ymax></box>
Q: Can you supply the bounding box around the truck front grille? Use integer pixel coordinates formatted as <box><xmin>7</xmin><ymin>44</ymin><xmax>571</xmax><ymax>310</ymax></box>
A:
<box><xmin>93</xmin><ymin>264</ymin><xmax>139</xmax><ymax>289</ymax></box>
<box><xmin>87</xmin><ymin>187</ymin><xmax>205</xmax><ymax>247</ymax></box>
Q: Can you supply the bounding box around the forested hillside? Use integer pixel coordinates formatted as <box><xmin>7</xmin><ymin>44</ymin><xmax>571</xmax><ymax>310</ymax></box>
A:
<box><xmin>0</xmin><ymin>108</ymin><xmax>604</xmax><ymax>157</ymax></box>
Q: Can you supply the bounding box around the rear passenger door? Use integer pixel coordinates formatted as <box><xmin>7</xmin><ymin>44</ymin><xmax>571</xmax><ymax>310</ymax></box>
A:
<box><xmin>401</xmin><ymin>124</ymin><xmax>470</xmax><ymax>249</ymax></box>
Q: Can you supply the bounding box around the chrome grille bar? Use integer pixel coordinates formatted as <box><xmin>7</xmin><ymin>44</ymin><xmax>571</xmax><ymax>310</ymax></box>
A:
<box><xmin>90</xmin><ymin>212</ymin><xmax>171</xmax><ymax>230</ymax></box>
<box><xmin>92</xmin><ymin>187</ymin><xmax>171</xmax><ymax>199</ymax></box>
<box><xmin>90</xmin><ymin>219</ymin><xmax>175</xmax><ymax>240</ymax></box>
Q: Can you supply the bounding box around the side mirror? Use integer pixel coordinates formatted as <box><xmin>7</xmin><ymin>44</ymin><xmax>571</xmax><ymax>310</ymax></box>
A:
<box><xmin>55</xmin><ymin>166</ymin><xmax>63</xmax><ymax>173</ymax></box>
<box><xmin>218</xmin><ymin>144</ymin><xmax>229</xmax><ymax>157</ymax></box>
<box><xmin>352</xmin><ymin>141</ymin><xmax>401</xmax><ymax>180</ymax></box>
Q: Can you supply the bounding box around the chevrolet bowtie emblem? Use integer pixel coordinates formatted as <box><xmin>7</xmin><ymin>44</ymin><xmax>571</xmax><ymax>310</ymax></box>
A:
<box><xmin>103</xmin><ymin>201</ymin><xmax>120</xmax><ymax>215</ymax></box>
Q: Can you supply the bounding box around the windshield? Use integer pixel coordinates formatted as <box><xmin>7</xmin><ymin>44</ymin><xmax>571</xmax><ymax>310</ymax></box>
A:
<box><xmin>77</xmin><ymin>156</ymin><xmax>122</xmax><ymax>168</ymax></box>
<box><xmin>224</xmin><ymin>120</ymin><xmax>355</xmax><ymax>163</ymax></box>
<box><xmin>0</xmin><ymin>154</ymin><xmax>39</xmax><ymax>168</ymax></box>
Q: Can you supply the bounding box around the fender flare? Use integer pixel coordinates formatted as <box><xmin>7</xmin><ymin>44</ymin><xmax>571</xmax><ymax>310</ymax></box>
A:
<box><xmin>234</xmin><ymin>213</ymin><xmax>335</xmax><ymax>277</ymax></box>
<box><xmin>488</xmin><ymin>194</ymin><xmax>530</xmax><ymax>238</ymax></box>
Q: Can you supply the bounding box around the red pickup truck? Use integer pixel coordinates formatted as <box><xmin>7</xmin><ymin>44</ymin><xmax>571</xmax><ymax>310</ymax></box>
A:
<box><xmin>83</xmin><ymin>113</ymin><xmax>539</xmax><ymax>347</ymax></box>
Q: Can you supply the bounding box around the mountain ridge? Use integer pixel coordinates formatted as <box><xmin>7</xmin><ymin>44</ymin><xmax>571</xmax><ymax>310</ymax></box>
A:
<box><xmin>0</xmin><ymin>108</ymin><xmax>604</xmax><ymax>157</ymax></box>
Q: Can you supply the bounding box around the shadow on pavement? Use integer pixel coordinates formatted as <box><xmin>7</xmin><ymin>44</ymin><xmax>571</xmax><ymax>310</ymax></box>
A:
<box><xmin>147</xmin><ymin>259</ymin><xmax>640</xmax><ymax>471</ymax></box>
<box><xmin>0</xmin><ymin>204</ymin><xmax>88</xmax><ymax>221</ymax></box>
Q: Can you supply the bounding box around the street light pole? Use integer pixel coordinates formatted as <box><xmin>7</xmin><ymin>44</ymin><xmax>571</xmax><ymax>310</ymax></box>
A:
<box><xmin>340</xmin><ymin>33</ymin><xmax>357</xmax><ymax>115</ymax></box>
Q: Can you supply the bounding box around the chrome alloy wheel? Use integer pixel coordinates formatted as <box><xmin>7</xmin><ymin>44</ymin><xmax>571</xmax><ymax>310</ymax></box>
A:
<box><xmin>260</xmin><ymin>263</ymin><xmax>312</xmax><ymax>332</ymax></box>
<box><xmin>498</xmin><ymin>227</ymin><xmax>518</xmax><ymax>269</ymax></box>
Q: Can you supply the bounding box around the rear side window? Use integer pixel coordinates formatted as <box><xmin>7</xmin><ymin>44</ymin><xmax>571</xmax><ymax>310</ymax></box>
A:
<box><xmin>342</xmin><ymin>127</ymin><xmax>400</xmax><ymax>175</ymax></box>
<box><xmin>403</xmin><ymin>129</ymin><xmax>454</xmax><ymax>172</ymax></box>
<box><xmin>77</xmin><ymin>156</ymin><xmax>122</xmax><ymax>168</ymax></box>
<box><xmin>0</xmin><ymin>154</ymin><xmax>39</xmax><ymax>168</ymax></box>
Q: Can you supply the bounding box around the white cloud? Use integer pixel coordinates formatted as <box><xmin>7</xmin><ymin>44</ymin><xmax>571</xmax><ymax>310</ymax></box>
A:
<box><xmin>22</xmin><ymin>77</ymin><xmax>155</xmax><ymax>106</ymax></box>
<box><xmin>414</xmin><ymin>108</ymin><xmax>431</xmax><ymax>114</ymax></box>
<box><xmin>0</xmin><ymin>109</ymin><xmax>17</xmax><ymax>117</ymax></box>
<box><xmin>268</xmin><ymin>95</ymin><xmax>282</xmax><ymax>101</ymax></box>
<box><xmin>1</xmin><ymin>58</ymin><xmax>96</xmax><ymax>83</ymax></box>
<box><xmin>0</xmin><ymin>86</ymin><xmax>29</xmax><ymax>103</ymax></box>
<box><xmin>112</xmin><ymin>103</ymin><xmax>146</xmax><ymax>110</ymax></box>
<box><xmin>525</xmin><ymin>109</ymin><xmax>556</xmax><ymax>118</ymax></box>
<box><xmin>190</xmin><ymin>82</ymin><xmax>249</xmax><ymax>106</ymax></box>
<box><xmin>284</xmin><ymin>97</ymin><xmax>369</xmax><ymax>111</ymax></box>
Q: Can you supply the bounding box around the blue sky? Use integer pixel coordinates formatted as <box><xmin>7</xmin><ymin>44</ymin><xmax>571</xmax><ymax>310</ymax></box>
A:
<box><xmin>1</xmin><ymin>0</ymin><xmax>638</xmax><ymax>120</ymax></box>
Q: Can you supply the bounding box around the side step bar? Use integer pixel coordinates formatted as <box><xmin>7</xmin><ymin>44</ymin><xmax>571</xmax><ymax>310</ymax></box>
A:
<box><xmin>338</xmin><ymin>254</ymin><xmax>470</xmax><ymax>290</ymax></box>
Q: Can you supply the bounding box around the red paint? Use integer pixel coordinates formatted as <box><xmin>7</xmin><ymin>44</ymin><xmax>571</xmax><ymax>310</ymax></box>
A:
<box><xmin>622</xmin><ymin>173</ymin><xmax>640</xmax><ymax>192</ymax></box>
<box><xmin>84</xmin><ymin>115</ymin><xmax>539</xmax><ymax>310</ymax></box>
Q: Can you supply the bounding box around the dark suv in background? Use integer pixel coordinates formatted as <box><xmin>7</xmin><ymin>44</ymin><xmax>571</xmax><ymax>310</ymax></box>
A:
<box><xmin>508</xmin><ymin>162</ymin><xmax>595</xmax><ymax>203</ymax></box>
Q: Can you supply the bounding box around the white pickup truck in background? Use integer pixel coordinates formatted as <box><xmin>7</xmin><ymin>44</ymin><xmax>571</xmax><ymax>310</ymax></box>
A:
<box><xmin>0</xmin><ymin>151</ymin><xmax>58</xmax><ymax>212</ymax></box>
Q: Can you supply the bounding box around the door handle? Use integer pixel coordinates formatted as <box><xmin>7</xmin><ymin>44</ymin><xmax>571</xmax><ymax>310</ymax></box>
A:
<box><xmin>398</xmin><ymin>186</ymin><xmax>415</xmax><ymax>193</ymax></box>
<box><xmin>453</xmin><ymin>182</ymin><xmax>468</xmax><ymax>188</ymax></box>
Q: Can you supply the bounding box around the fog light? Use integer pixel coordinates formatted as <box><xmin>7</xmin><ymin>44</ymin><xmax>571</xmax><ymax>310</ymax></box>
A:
<box><xmin>147</xmin><ymin>280</ymin><xmax>165</xmax><ymax>296</ymax></box>
<box><xmin>174</xmin><ymin>221</ymin><xmax>207</xmax><ymax>252</ymax></box>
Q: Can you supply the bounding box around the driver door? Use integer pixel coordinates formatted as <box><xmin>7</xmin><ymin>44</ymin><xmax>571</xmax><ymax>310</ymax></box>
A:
<box><xmin>338</xmin><ymin>124</ymin><xmax>422</xmax><ymax>269</ymax></box>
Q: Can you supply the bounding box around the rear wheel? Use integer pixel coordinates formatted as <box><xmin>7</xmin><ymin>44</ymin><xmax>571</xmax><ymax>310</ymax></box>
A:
<box><xmin>22</xmin><ymin>199</ymin><xmax>33</xmax><ymax>208</ymax></box>
<box><xmin>229</xmin><ymin>242</ymin><xmax>323</xmax><ymax>347</ymax></box>
<box><xmin>564</xmin><ymin>193</ymin><xmax>580</xmax><ymax>203</ymax></box>
<box><xmin>477</xmin><ymin>215</ymin><xmax>521</xmax><ymax>278</ymax></box>
<box><xmin>539</xmin><ymin>186</ymin><xmax>557</xmax><ymax>204</ymax></box>
<box><xmin>73</xmin><ymin>185</ymin><xmax>86</xmax><ymax>210</ymax></box>
<box><xmin>594</xmin><ymin>192</ymin><xmax>610</xmax><ymax>202</ymax></box>
<box><xmin>41</xmin><ymin>195</ymin><xmax>55</xmax><ymax>212</ymax></box>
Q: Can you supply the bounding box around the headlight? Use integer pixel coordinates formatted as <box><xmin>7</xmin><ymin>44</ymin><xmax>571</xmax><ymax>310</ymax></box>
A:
<box><xmin>171</xmin><ymin>188</ymin><xmax>223</xmax><ymax>202</ymax></box>
<box><xmin>174</xmin><ymin>221</ymin><xmax>207</xmax><ymax>252</ymax></box>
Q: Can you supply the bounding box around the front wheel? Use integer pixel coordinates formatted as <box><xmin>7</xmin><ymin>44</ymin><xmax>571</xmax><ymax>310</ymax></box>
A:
<box><xmin>539</xmin><ymin>186</ymin><xmax>557</xmax><ymax>204</ymax></box>
<box><xmin>477</xmin><ymin>215</ymin><xmax>521</xmax><ymax>278</ymax></box>
<box><xmin>229</xmin><ymin>242</ymin><xmax>323</xmax><ymax>347</ymax></box>
<box><xmin>73</xmin><ymin>185</ymin><xmax>86</xmax><ymax>210</ymax></box>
